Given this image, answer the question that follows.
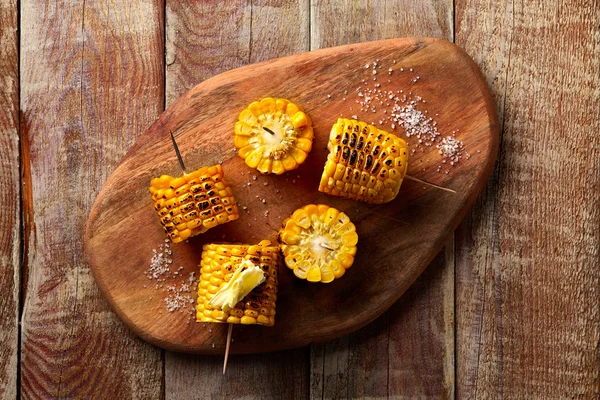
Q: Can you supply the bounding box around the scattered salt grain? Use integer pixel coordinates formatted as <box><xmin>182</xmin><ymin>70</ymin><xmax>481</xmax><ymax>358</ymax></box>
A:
<box><xmin>146</xmin><ymin>242</ymin><xmax>198</xmax><ymax>318</ymax></box>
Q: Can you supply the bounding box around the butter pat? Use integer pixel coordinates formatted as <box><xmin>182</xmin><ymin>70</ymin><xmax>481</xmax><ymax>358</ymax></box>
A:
<box><xmin>208</xmin><ymin>260</ymin><xmax>266</xmax><ymax>312</ymax></box>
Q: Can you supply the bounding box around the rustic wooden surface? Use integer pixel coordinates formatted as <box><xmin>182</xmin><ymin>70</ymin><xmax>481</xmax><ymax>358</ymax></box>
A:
<box><xmin>85</xmin><ymin>37</ymin><xmax>497</xmax><ymax>354</ymax></box>
<box><xmin>454</xmin><ymin>0</ymin><xmax>600</xmax><ymax>398</ymax></box>
<box><xmin>19</xmin><ymin>1</ymin><xmax>164</xmax><ymax>398</ymax></box>
<box><xmin>6</xmin><ymin>1</ymin><xmax>600</xmax><ymax>399</ymax></box>
<box><xmin>0</xmin><ymin>0</ymin><xmax>19</xmax><ymax>398</ymax></box>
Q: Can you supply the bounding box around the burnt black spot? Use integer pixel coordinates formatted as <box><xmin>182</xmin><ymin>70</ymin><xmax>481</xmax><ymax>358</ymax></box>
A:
<box><xmin>342</xmin><ymin>146</ymin><xmax>350</xmax><ymax>160</ymax></box>
<box><xmin>365</xmin><ymin>154</ymin><xmax>373</xmax><ymax>170</ymax></box>
<box><xmin>342</xmin><ymin>132</ymin><xmax>349</xmax><ymax>145</ymax></box>
<box><xmin>207</xmin><ymin>190</ymin><xmax>216</xmax><ymax>196</ymax></box>
<box><xmin>349</xmin><ymin>150</ymin><xmax>357</xmax><ymax>166</ymax></box>
<box><xmin>371</xmin><ymin>161</ymin><xmax>381</xmax><ymax>175</ymax></box>
<box><xmin>385</xmin><ymin>159</ymin><xmax>393</xmax><ymax>166</ymax></box>
<box><xmin>356</xmin><ymin>136</ymin><xmax>364</xmax><ymax>150</ymax></box>
<box><xmin>349</xmin><ymin>133</ymin><xmax>357</xmax><ymax>147</ymax></box>
<box><xmin>372</xmin><ymin>145</ymin><xmax>380</xmax><ymax>156</ymax></box>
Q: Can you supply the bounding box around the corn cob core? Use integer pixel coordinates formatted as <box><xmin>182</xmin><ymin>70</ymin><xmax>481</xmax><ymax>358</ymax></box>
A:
<box><xmin>234</xmin><ymin>97</ymin><xmax>313</xmax><ymax>174</ymax></box>
<box><xmin>278</xmin><ymin>204</ymin><xmax>358</xmax><ymax>283</ymax></box>
<box><xmin>149</xmin><ymin>165</ymin><xmax>239</xmax><ymax>244</ymax></box>
<box><xmin>197</xmin><ymin>241</ymin><xmax>279</xmax><ymax>326</ymax></box>
<box><xmin>319</xmin><ymin>118</ymin><xmax>409</xmax><ymax>204</ymax></box>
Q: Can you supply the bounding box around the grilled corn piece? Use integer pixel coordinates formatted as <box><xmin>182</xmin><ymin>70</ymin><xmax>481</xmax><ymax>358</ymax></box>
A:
<box><xmin>149</xmin><ymin>165</ymin><xmax>239</xmax><ymax>243</ymax></box>
<box><xmin>234</xmin><ymin>97</ymin><xmax>313</xmax><ymax>174</ymax></box>
<box><xmin>278</xmin><ymin>204</ymin><xmax>358</xmax><ymax>283</ymax></box>
<box><xmin>197</xmin><ymin>241</ymin><xmax>279</xmax><ymax>326</ymax></box>
<box><xmin>319</xmin><ymin>118</ymin><xmax>409</xmax><ymax>204</ymax></box>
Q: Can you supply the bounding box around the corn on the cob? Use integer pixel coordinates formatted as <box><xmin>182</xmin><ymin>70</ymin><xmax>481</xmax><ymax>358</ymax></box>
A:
<box><xmin>197</xmin><ymin>241</ymin><xmax>279</xmax><ymax>326</ymax></box>
<box><xmin>278</xmin><ymin>204</ymin><xmax>358</xmax><ymax>283</ymax></box>
<box><xmin>319</xmin><ymin>118</ymin><xmax>409</xmax><ymax>204</ymax></box>
<box><xmin>149</xmin><ymin>165</ymin><xmax>239</xmax><ymax>243</ymax></box>
<box><xmin>234</xmin><ymin>97</ymin><xmax>313</xmax><ymax>174</ymax></box>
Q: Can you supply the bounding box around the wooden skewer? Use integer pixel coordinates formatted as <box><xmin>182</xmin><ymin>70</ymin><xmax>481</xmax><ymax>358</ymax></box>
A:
<box><xmin>319</xmin><ymin>242</ymin><xmax>334</xmax><ymax>251</ymax></box>
<box><xmin>223</xmin><ymin>323</ymin><xmax>233</xmax><ymax>375</ymax></box>
<box><xmin>170</xmin><ymin>131</ymin><xmax>235</xmax><ymax>374</ymax></box>
<box><xmin>170</xmin><ymin>131</ymin><xmax>187</xmax><ymax>174</ymax></box>
<box><xmin>405</xmin><ymin>174</ymin><xmax>456</xmax><ymax>193</ymax></box>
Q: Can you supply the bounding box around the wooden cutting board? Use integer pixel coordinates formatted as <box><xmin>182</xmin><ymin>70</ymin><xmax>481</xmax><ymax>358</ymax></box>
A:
<box><xmin>85</xmin><ymin>37</ymin><xmax>498</xmax><ymax>355</ymax></box>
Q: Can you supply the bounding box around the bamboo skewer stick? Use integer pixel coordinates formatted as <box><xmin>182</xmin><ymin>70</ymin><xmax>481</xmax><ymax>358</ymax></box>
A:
<box><xmin>169</xmin><ymin>130</ymin><xmax>234</xmax><ymax>374</ymax></box>
<box><xmin>405</xmin><ymin>174</ymin><xmax>456</xmax><ymax>193</ymax></box>
<box><xmin>223</xmin><ymin>323</ymin><xmax>233</xmax><ymax>375</ymax></box>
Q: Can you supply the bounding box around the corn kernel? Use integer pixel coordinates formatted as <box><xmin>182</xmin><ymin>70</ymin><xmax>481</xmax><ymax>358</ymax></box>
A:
<box><xmin>149</xmin><ymin>165</ymin><xmax>239</xmax><ymax>243</ymax></box>
<box><xmin>234</xmin><ymin>97</ymin><xmax>314</xmax><ymax>175</ymax></box>
<box><xmin>279</xmin><ymin>204</ymin><xmax>358</xmax><ymax>283</ymax></box>
<box><xmin>196</xmin><ymin>242</ymin><xmax>279</xmax><ymax>327</ymax></box>
<box><xmin>319</xmin><ymin>119</ymin><xmax>408</xmax><ymax>204</ymax></box>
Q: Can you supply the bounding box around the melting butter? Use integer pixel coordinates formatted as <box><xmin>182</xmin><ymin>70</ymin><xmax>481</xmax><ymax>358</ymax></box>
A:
<box><xmin>208</xmin><ymin>259</ymin><xmax>266</xmax><ymax>312</ymax></box>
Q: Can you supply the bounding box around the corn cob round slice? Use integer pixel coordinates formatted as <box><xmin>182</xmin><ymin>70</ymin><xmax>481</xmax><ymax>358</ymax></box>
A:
<box><xmin>278</xmin><ymin>204</ymin><xmax>358</xmax><ymax>283</ymax></box>
<box><xmin>319</xmin><ymin>118</ymin><xmax>409</xmax><ymax>204</ymax></box>
<box><xmin>234</xmin><ymin>97</ymin><xmax>314</xmax><ymax>174</ymax></box>
<box><xmin>149</xmin><ymin>164</ymin><xmax>239</xmax><ymax>243</ymax></box>
<box><xmin>196</xmin><ymin>241</ymin><xmax>279</xmax><ymax>326</ymax></box>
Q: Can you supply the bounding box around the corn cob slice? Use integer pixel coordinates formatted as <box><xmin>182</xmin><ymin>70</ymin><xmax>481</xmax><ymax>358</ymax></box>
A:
<box><xmin>278</xmin><ymin>204</ymin><xmax>358</xmax><ymax>283</ymax></box>
<box><xmin>234</xmin><ymin>97</ymin><xmax>313</xmax><ymax>174</ymax></box>
<box><xmin>197</xmin><ymin>241</ymin><xmax>279</xmax><ymax>326</ymax></box>
<box><xmin>319</xmin><ymin>118</ymin><xmax>409</xmax><ymax>204</ymax></box>
<box><xmin>149</xmin><ymin>164</ymin><xmax>239</xmax><ymax>243</ymax></box>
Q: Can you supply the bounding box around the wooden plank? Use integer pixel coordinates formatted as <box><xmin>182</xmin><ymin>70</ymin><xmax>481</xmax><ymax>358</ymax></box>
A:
<box><xmin>0</xmin><ymin>0</ymin><xmax>19</xmax><ymax>398</ymax></box>
<box><xmin>309</xmin><ymin>1</ymin><xmax>455</xmax><ymax>398</ymax></box>
<box><xmin>310</xmin><ymin>247</ymin><xmax>455</xmax><ymax>399</ymax></box>
<box><xmin>164</xmin><ymin>0</ymin><xmax>310</xmax><ymax>397</ymax></box>
<box><xmin>455</xmin><ymin>0</ymin><xmax>600</xmax><ymax>397</ymax></box>
<box><xmin>19</xmin><ymin>1</ymin><xmax>165</xmax><ymax>398</ymax></box>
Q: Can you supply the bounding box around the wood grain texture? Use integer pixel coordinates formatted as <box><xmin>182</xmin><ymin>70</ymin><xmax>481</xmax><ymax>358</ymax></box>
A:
<box><xmin>165</xmin><ymin>0</ymin><xmax>310</xmax><ymax>398</ymax></box>
<box><xmin>0</xmin><ymin>0</ymin><xmax>19</xmax><ymax>398</ymax></box>
<box><xmin>309</xmin><ymin>1</ymin><xmax>456</xmax><ymax>398</ymax></box>
<box><xmin>85</xmin><ymin>37</ymin><xmax>497</xmax><ymax>354</ymax></box>
<box><xmin>310</xmin><ymin>246</ymin><xmax>455</xmax><ymax>399</ymax></box>
<box><xmin>19</xmin><ymin>1</ymin><xmax>165</xmax><ymax>398</ymax></box>
<box><xmin>455</xmin><ymin>0</ymin><xmax>600</xmax><ymax>398</ymax></box>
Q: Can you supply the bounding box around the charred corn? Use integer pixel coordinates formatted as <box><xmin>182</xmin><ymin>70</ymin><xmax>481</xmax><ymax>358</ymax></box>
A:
<box><xmin>196</xmin><ymin>241</ymin><xmax>279</xmax><ymax>326</ymax></box>
<box><xmin>234</xmin><ymin>97</ymin><xmax>313</xmax><ymax>174</ymax></box>
<box><xmin>319</xmin><ymin>118</ymin><xmax>409</xmax><ymax>204</ymax></box>
<box><xmin>149</xmin><ymin>165</ymin><xmax>239</xmax><ymax>243</ymax></box>
<box><xmin>278</xmin><ymin>204</ymin><xmax>358</xmax><ymax>283</ymax></box>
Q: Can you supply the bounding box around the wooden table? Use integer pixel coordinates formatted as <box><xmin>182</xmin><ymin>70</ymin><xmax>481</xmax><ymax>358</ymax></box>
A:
<box><xmin>1</xmin><ymin>0</ymin><xmax>598</xmax><ymax>398</ymax></box>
